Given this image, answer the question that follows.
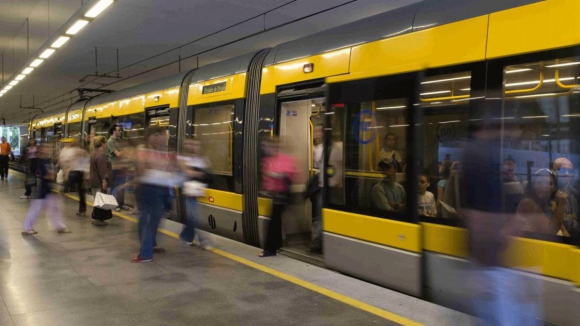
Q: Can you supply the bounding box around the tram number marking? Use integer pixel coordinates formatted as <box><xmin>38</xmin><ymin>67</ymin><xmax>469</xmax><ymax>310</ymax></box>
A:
<box><xmin>286</xmin><ymin>110</ymin><xmax>298</xmax><ymax>117</ymax></box>
<box><xmin>437</xmin><ymin>123</ymin><xmax>456</xmax><ymax>142</ymax></box>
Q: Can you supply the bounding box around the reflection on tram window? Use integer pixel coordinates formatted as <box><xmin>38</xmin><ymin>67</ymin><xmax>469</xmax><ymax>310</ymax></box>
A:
<box><xmin>119</xmin><ymin>113</ymin><xmax>145</xmax><ymax>140</ymax></box>
<box><xmin>68</xmin><ymin>122</ymin><xmax>81</xmax><ymax>139</ymax></box>
<box><xmin>189</xmin><ymin>103</ymin><xmax>234</xmax><ymax>192</ymax></box>
<box><xmin>329</xmin><ymin>96</ymin><xmax>409</xmax><ymax>221</ymax></box>
<box><xmin>503</xmin><ymin>56</ymin><xmax>580</xmax><ymax>239</ymax></box>
<box><xmin>419</xmin><ymin>71</ymin><xmax>471</xmax><ymax>219</ymax></box>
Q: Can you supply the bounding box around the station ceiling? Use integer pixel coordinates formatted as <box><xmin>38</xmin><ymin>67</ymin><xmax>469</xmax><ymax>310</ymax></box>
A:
<box><xmin>0</xmin><ymin>0</ymin><xmax>418</xmax><ymax>124</ymax></box>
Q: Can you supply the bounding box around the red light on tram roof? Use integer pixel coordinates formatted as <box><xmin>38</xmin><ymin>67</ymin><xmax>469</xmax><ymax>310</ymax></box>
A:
<box><xmin>209</xmin><ymin>197</ymin><xmax>215</xmax><ymax>203</ymax></box>
<box><xmin>332</xmin><ymin>103</ymin><xmax>345</xmax><ymax>108</ymax></box>
<box><xmin>303</xmin><ymin>63</ymin><xmax>314</xmax><ymax>73</ymax></box>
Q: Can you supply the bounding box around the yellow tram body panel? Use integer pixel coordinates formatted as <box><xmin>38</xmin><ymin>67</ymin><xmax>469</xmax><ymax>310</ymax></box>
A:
<box><xmin>34</xmin><ymin>113</ymin><xmax>65</xmax><ymax>128</ymax></box>
<box><xmin>421</xmin><ymin>222</ymin><xmax>468</xmax><ymax>259</ymax></box>
<box><xmin>323</xmin><ymin>208</ymin><xmax>421</xmax><ymax>253</ymax></box>
<box><xmin>487</xmin><ymin>0</ymin><xmax>580</xmax><ymax>59</ymax></box>
<box><xmin>187</xmin><ymin>73</ymin><xmax>247</xmax><ymax>106</ymax></box>
<box><xmin>327</xmin><ymin>15</ymin><xmax>488</xmax><ymax>84</ymax></box>
<box><xmin>144</xmin><ymin>87</ymin><xmax>180</xmax><ymax>108</ymax></box>
<box><xmin>67</xmin><ymin>109</ymin><xmax>83</xmax><ymax>123</ymax></box>
<box><xmin>260</xmin><ymin>49</ymin><xmax>351</xmax><ymax>95</ymax></box>
<box><xmin>197</xmin><ymin>189</ymin><xmax>243</xmax><ymax>212</ymax></box>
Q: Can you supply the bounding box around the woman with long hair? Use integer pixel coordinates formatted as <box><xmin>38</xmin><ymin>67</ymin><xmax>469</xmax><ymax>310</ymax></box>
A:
<box><xmin>89</xmin><ymin>136</ymin><xmax>112</xmax><ymax>226</ymax></box>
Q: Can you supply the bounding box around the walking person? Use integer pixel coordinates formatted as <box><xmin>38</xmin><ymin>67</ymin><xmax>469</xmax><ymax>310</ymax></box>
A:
<box><xmin>21</xmin><ymin>142</ymin><xmax>71</xmax><ymax>235</ymax></box>
<box><xmin>0</xmin><ymin>136</ymin><xmax>14</xmax><ymax>180</ymax></box>
<box><xmin>89</xmin><ymin>136</ymin><xmax>112</xmax><ymax>226</ymax></box>
<box><xmin>259</xmin><ymin>137</ymin><xmax>296</xmax><ymax>257</ymax></box>
<box><xmin>20</xmin><ymin>139</ymin><xmax>38</xmax><ymax>199</ymax></box>
<box><xmin>62</xmin><ymin>140</ymin><xmax>89</xmax><ymax>216</ymax></box>
<box><xmin>178</xmin><ymin>138</ymin><xmax>212</xmax><ymax>249</ymax></box>
<box><xmin>132</xmin><ymin>127</ymin><xmax>180</xmax><ymax>263</ymax></box>
<box><xmin>107</xmin><ymin>125</ymin><xmax>128</xmax><ymax>212</ymax></box>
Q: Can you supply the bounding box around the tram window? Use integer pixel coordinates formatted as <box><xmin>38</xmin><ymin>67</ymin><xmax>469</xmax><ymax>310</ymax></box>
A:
<box><xmin>502</xmin><ymin>56</ymin><xmax>580</xmax><ymax>239</ymax></box>
<box><xmin>120</xmin><ymin>113</ymin><xmax>145</xmax><ymax>140</ymax></box>
<box><xmin>190</xmin><ymin>103</ymin><xmax>234</xmax><ymax>186</ymax></box>
<box><xmin>68</xmin><ymin>122</ymin><xmax>81</xmax><ymax>139</ymax></box>
<box><xmin>329</xmin><ymin>97</ymin><xmax>410</xmax><ymax>221</ymax></box>
<box><xmin>419</xmin><ymin>71</ymin><xmax>471</xmax><ymax>220</ymax></box>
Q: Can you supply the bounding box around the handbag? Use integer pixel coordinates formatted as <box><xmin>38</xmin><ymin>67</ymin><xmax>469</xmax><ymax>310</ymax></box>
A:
<box><xmin>94</xmin><ymin>190</ymin><xmax>118</xmax><ymax>210</ymax></box>
<box><xmin>25</xmin><ymin>173</ymin><xmax>37</xmax><ymax>187</ymax></box>
<box><xmin>183</xmin><ymin>180</ymin><xmax>207</xmax><ymax>197</ymax></box>
<box><xmin>92</xmin><ymin>206</ymin><xmax>113</xmax><ymax>221</ymax></box>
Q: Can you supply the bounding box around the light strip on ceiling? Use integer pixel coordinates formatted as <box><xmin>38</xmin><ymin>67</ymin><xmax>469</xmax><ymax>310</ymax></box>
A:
<box><xmin>506</xmin><ymin>68</ymin><xmax>532</xmax><ymax>74</ymax></box>
<box><xmin>506</xmin><ymin>77</ymin><xmax>574</xmax><ymax>87</ymax></box>
<box><xmin>51</xmin><ymin>36</ymin><xmax>70</xmax><ymax>48</ymax></box>
<box><xmin>4</xmin><ymin>86</ymin><xmax>13</xmax><ymax>90</ymax></box>
<box><xmin>421</xmin><ymin>76</ymin><xmax>471</xmax><ymax>85</ymax></box>
<box><xmin>8</xmin><ymin>81</ymin><xmax>19</xmax><ymax>86</ymax></box>
<box><xmin>66</xmin><ymin>20</ymin><xmax>89</xmax><ymax>35</ymax></box>
<box><xmin>376</xmin><ymin>105</ymin><xmax>406</xmax><ymax>110</ymax></box>
<box><xmin>15</xmin><ymin>75</ymin><xmax>26</xmax><ymax>81</ymax></box>
<box><xmin>30</xmin><ymin>59</ymin><xmax>44</xmax><ymax>67</ymax></box>
<box><xmin>85</xmin><ymin>0</ymin><xmax>114</xmax><ymax>18</ymax></box>
<box><xmin>515</xmin><ymin>93</ymin><xmax>557</xmax><ymax>99</ymax></box>
<box><xmin>22</xmin><ymin>67</ymin><xmax>34</xmax><ymax>75</ymax></box>
<box><xmin>39</xmin><ymin>49</ymin><xmax>56</xmax><ymax>59</ymax></box>
<box><xmin>420</xmin><ymin>90</ymin><xmax>451</xmax><ymax>96</ymax></box>
<box><xmin>546</xmin><ymin>62</ymin><xmax>580</xmax><ymax>68</ymax></box>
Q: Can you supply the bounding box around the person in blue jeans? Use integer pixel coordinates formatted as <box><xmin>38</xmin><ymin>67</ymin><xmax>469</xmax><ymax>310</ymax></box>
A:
<box><xmin>178</xmin><ymin>138</ymin><xmax>212</xmax><ymax>249</ymax></box>
<box><xmin>131</xmin><ymin>127</ymin><xmax>180</xmax><ymax>263</ymax></box>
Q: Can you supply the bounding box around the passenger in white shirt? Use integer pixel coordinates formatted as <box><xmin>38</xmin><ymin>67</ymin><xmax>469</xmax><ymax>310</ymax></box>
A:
<box><xmin>417</xmin><ymin>173</ymin><xmax>437</xmax><ymax>217</ymax></box>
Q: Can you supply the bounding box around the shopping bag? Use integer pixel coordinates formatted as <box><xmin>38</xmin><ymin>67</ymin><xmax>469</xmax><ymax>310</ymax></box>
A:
<box><xmin>94</xmin><ymin>191</ymin><xmax>118</xmax><ymax>210</ymax></box>
<box><xmin>183</xmin><ymin>180</ymin><xmax>207</xmax><ymax>197</ymax></box>
<box><xmin>92</xmin><ymin>207</ymin><xmax>113</xmax><ymax>221</ymax></box>
<box><xmin>56</xmin><ymin>169</ymin><xmax>64</xmax><ymax>183</ymax></box>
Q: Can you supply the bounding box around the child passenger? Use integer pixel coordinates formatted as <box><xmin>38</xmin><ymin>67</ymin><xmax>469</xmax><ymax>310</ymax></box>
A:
<box><xmin>418</xmin><ymin>173</ymin><xmax>437</xmax><ymax>217</ymax></box>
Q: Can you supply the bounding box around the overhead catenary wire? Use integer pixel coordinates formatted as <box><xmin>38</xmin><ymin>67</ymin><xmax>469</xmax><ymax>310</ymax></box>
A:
<box><xmin>9</xmin><ymin>0</ymin><xmax>358</xmax><ymax>120</ymax></box>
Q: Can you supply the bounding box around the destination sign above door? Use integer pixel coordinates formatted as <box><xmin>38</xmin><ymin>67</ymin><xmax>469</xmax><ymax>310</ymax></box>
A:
<box><xmin>202</xmin><ymin>82</ymin><xmax>227</xmax><ymax>95</ymax></box>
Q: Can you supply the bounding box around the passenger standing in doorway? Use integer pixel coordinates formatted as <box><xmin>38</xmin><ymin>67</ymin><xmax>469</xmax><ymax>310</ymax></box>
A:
<box><xmin>309</xmin><ymin>125</ymin><xmax>324</xmax><ymax>254</ymax></box>
<box><xmin>132</xmin><ymin>127</ymin><xmax>180</xmax><ymax>263</ymax></box>
<box><xmin>178</xmin><ymin>138</ymin><xmax>212</xmax><ymax>249</ymax></box>
<box><xmin>21</xmin><ymin>142</ymin><xmax>71</xmax><ymax>235</ymax></box>
<box><xmin>90</xmin><ymin>136</ymin><xmax>112</xmax><ymax>226</ymax></box>
<box><xmin>259</xmin><ymin>137</ymin><xmax>296</xmax><ymax>257</ymax></box>
<box><xmin>20</xmin><ymin>139</ymin><xmax>38</xmax><ymax>199</ymax></box>
<box><xmin>107</xmin><ymin>125</ymin><xmax>127</xmax><ymax>212</ymax></box>
<box><xmin>378</xmin><ymin>133</ymin><xmax>402</xmax><ymax>172</ymax></box>
<box><xmin>0</xmin><ymin>136</ymin><xmax>14</xmax><ymax>180</ymax></box>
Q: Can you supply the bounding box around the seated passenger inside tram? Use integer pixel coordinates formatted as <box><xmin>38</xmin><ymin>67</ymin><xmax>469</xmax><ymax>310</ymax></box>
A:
<box><xmin>553</xmin><ymin>158</ymin><xmax>579</xmax><ymax>237</ymax></box>
<box><xmin>516</xmin><ymin>169</ymin><xmax>570</xmax><ymax>237</ymax></box>
<box><xmin>378</xmin><ymin>133</ymin><xmax>403</xmax><ymax>172</ymax></box>
<box><xmin>371</xmin><ymin>160</ymin><xmax>406</xmax><ymax>212</ymax></box>
<box><xmin>502</xmin><ymin>156</ymin><xmax>524</xmax><ymax>214</ymax></box>
<box><xmin>417</xmin><ymin>173</ymin><xmax>437</xmax><ymax>217</ymax></box>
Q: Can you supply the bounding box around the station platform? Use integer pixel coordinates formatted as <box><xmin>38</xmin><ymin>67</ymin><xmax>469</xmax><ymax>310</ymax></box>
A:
<box><xmin>0</xmin><ymin>171</ymin><xmax>478</xmax><ymax>326</ymax></box>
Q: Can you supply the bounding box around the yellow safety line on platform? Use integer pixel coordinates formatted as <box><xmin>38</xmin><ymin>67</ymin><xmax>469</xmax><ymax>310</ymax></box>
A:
<box><xmin>19</xmin><ymin>174</ymin><xmax>422</xmax><ymax>326</ymax></box>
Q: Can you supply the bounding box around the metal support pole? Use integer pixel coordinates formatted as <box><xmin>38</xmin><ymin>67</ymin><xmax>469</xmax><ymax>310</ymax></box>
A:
<box><xmin>95</xmin><ymin>47</ymin><xmax>98</xmax><ymax>76</ymax></box>
<box><xmin>116</xmin><ymin>49</ymin><xmax>119</xmax><ymax>77</ymax></box>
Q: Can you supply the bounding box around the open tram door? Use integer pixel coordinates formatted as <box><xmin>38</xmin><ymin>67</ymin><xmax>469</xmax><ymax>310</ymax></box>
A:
<box><xmin>274</xmin><ymin>81</ymin><xmax>326</xmax><ymax>261</ymax></box>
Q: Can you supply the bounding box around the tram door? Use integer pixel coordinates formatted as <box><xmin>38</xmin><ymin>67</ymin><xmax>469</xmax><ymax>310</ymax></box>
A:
<box><xmin>278</xmin><ymin>97</ymin><xmax>324</xmax><ymax>252</ymax></box>
<box><xmin>145</xmin><ymin>107</ymin><xmax>180</xmax><ymax>221</ymax></box>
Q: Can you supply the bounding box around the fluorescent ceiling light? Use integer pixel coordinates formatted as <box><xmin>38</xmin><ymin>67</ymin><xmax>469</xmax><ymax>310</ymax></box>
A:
<box><xmin>506</xmin><ymin>68</ymin><xmax>532</xmax><ymax>74</ymax></box>
<box><xmin>460</xmin><ymin>88</ymin><xmax>471</xmax><ymax>91</ymax></box>
<box><xmin>22</xmin><ymin>67</ymin><xmax>34</xmax><ymax>75</ymax></box>
<box><xmin>506</xmin><ymin>77</ymin><xmax>574</xmax><ymax>87</ymax></box>
<box><xmin>522</xmin><ymin>115</ymin><xmax>549</xmax><ymax>119</ymax></box>
<box><xmin>15</xmin><ymin>74</ymin><xmax>26</xmax><ymax>81</ymax></box>
<box><xmin>515</xmin><ymin>93</ymin><xmax>557</xmax><ymax>99</ymax></box>
<box><xmin>39</xmin><ymin>49</ymin><xmax>56</xmax><ymax>59</ymax></box>
<box><xmin>421</xmin><ymin>76</ymin><xmax>471</xmax><ymax>85</ymax></box>
<box><xmin>4</xmin><ymin>86</ymin><xmax>13</xmax><ymax>90</ymax></box>
<box><xmin>30</xmin><ymin>59</ymin><xmax>44</xmax><ymax>67</ymax></box>
<box><xmin>546</xmin><ymin>62</ymin><xmax>580</xmax><ymax>68</ymax></box>
<box><xmin>376</xmin><ymin>105</ymin><xmax>406</xmax><ymax>110</ymax></box>
<box><xmin>420</xmin><ymin>90</ymin><xmax>451</xmax><ymax>96</ymax></box>
<box><xmin>8</xmin><ymin>81</ymin><xmax>18</xmax><ymax>86</ymax></box>
<box><xmin>85</xmin><ymin>0</ymin><xmax>114</xmax><ymax>18</ymax></box>
<box><xmin>51</xmin><ymin>36</ymin><xmax>70</xmax><ymax>48</ymax></box>
<box><xmin>66</xmin><ymin>20</ymin><xmax>89</xmax><ymax>35</ymax></box>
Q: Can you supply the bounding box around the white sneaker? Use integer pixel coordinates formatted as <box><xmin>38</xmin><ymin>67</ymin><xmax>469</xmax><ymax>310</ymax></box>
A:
<box><xmin>20</xmin><ymin>195</ymin><xmax>31</xmax><ymax>199</ymax></box>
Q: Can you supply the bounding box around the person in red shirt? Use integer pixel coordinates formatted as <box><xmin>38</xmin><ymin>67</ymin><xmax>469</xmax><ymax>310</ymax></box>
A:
<box><xmin>259</xmin><ymin>137</ymin><xmax>296</xmax><ymax>257</ymax></box>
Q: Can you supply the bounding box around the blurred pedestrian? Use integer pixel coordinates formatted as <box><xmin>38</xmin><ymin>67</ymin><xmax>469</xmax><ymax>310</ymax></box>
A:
<box><xmin>0</xmin><ymin>136</ymin><xmax>14</xmax><ymax>180</ymax></box>
<box><xmin>131</xmin><ymin>127</ymin><xmax>180</xmax><ymax>263</ymax></box>
<box><xmin>21</xmin><ymin>142</ymin><xmax>71</xmax><ymax>235</ymax></box>
<box><xmin>90</xmin><ymin>136</ymin><xmax>112</xmax><ymax>226</ymax></box>
<box><xmin>178</xmin><ymin>138</ymin><xmax>212</xmax><ymax>249</ymax></box>
<box><xmin>107</xmin><ymin>124</ymin><xmax>128</xmax><ymax>212</ymax></box>
<box><xmin>61</xmin><ymin>139</ymin><xmax>89</xmax><ymax>216</ymax></box>
<box><xmin>259</xmin><ymin>137</ymin><xmax>296</xmax><ymax>257</ymax></box>
<box><xmin>20</xmin><ymin>138</ymin><xmax>38</xmax><ymax>199</ymax></box>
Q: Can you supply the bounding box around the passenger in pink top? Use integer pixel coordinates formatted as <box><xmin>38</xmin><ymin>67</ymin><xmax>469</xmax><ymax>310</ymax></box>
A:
<box><xmin>259</xmin><ymin>137</ymin><xmax>296</xmax><ymax>257</ymax></box>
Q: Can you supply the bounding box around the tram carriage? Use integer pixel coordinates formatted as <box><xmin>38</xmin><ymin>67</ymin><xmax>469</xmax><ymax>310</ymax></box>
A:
<box><xmin>29</xmin><ymin>1</ymin><xmax>580</xmax><ymax>324</ymax></box>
